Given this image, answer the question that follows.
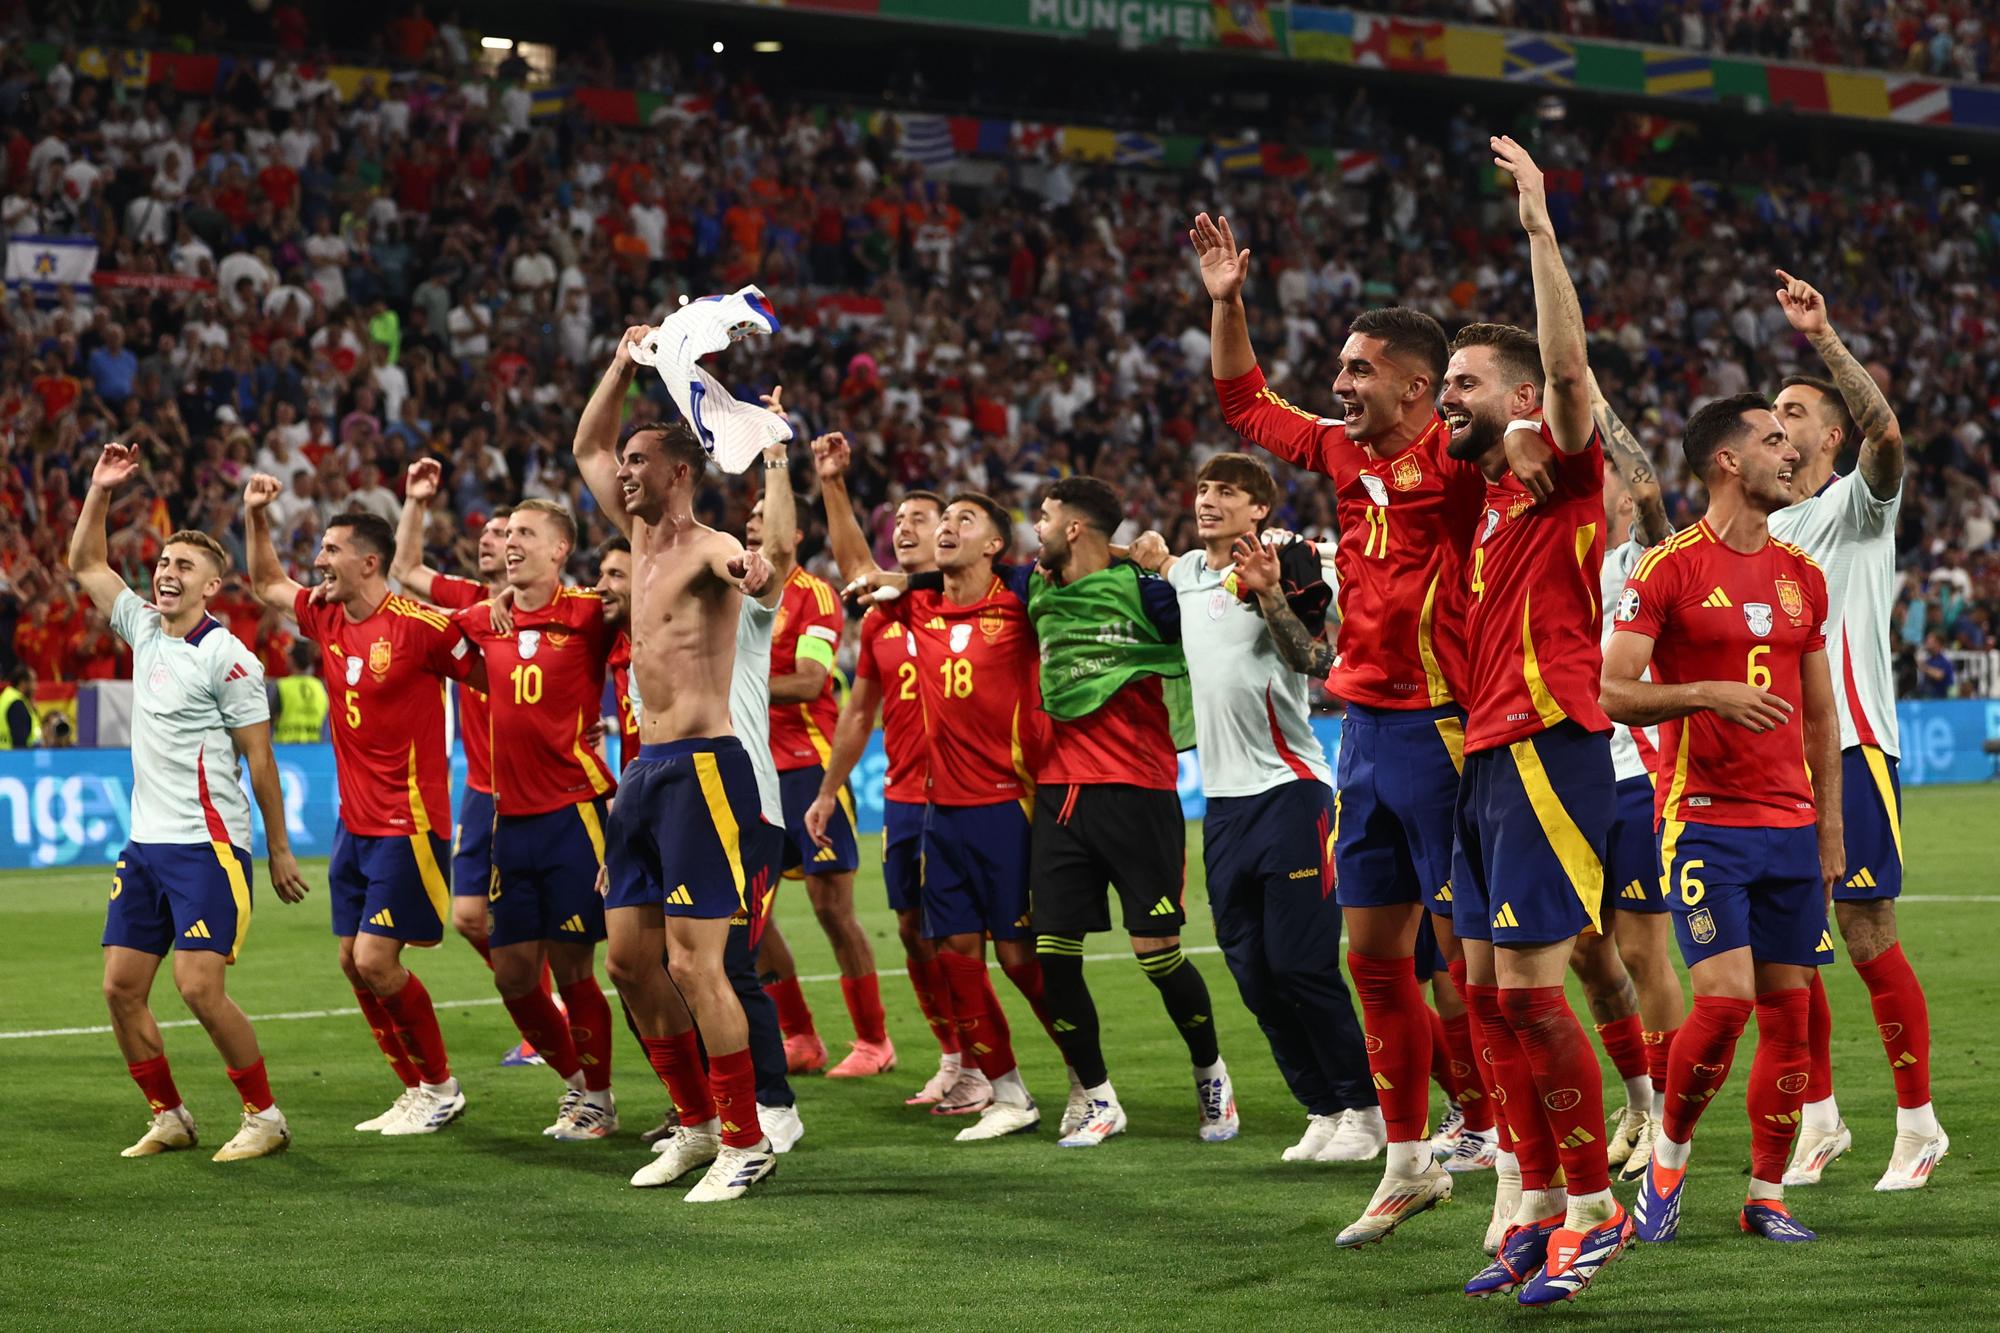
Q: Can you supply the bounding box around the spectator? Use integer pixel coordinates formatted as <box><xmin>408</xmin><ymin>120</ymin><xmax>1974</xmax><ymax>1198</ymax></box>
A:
<box><xmin>1919</xmin><ymin>632</ymin><xmax>1957</xmax><ymax>697</ymax></box>
<box><xmin>0</xmin><ymin>665</ymin><xmax>36</xmax><ymax>749</ymax></box>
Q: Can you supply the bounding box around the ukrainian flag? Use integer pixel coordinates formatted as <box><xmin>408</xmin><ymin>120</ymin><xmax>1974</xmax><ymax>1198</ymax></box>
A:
<box><xmin>1289</xmin><ymin>7</ymin><xmax>1353</xmax><ymax>63</ymax></box>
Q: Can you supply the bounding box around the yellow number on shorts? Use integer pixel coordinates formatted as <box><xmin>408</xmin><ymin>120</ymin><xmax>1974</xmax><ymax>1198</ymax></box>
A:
<box><xmin>1678</xmin><ymin>858</ymin><xmax>1707</xmax><ymax>906</ymax></box>
<box><xmin>939</xmin><ymin>658</ymin><xmax>974</xmax><ymax>698</ymax></box>
<box><xmin>1361</xmin><ymin>505</ymin><xmax>1391</xmax><ymax>558</ymax></box>
<box><xmin>344</xmin><ymin>689</ymin><xmax>361</xmax><ymax>729</ymax></box>
<box><xmin>110</xmin><ymin>862</ymin><xmax>124</xmax><ymax>901</ymax></box>
<box><xmin>511</xmin><ymin>663</ymin><xmax>543</xmax><ymax>705</ymax></box>
<box><xmin>1470</xmin><ymin>546</ymin><xmax>1487</xmax><ymax>600</ymax></box>
<box><xmin>897</xmin><ymin>660</ymin><xmax>918</xmax><ymax>702</ymax></box>
<box><xmin>1746</xmin><ymin>644</ymin><xmax>1772</xmax><ymax>690</ymax></box>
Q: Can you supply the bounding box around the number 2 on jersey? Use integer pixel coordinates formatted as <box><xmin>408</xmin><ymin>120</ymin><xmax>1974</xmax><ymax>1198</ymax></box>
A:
<box><xmin>897</xmin><ymin>661</ymin><xmax>918</xmax><ymax>701</ymax></box>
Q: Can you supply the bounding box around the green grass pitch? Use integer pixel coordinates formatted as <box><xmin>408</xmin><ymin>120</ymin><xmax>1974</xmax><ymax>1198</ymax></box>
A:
<box><xmin>3</xmin><ymin>787</ymin><xmax>1996</xmax><ymax>1329</ymax></box>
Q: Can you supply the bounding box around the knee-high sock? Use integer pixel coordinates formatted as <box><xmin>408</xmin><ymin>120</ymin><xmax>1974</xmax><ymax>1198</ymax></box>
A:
<box><xmin>379</xmin><ymin>972</ymin><xmax>451</xmax><ymax>1085</ymax></box>
<box><xmin>640</xmin><ymin>1030</ymin><xmax>716</xmax><ymax>1124</ymax></box>
<box><xmin>1595</xmin><ymin>1013</ymin><xmax>1646</xmax><ymax>1084</ymax></box>
<box><xmin>354</xmin><ymin>987</ymin><xmax>420</xmax><ymax>1088</ymax></box>
<box><xmin>558</xmin><ymin>977</ymin><xmax>613</xmax><ymax>1092</ymax></box>
<box><xmin>937</xmin><ymin>951</ymin><xmax>1017</xmax><ymax>1079</ymax></box>
<box><xmin>762</xmin><ymin>975</ymin><xmax>817</xmax><ymax>1039</ymax></box>
<box><xmin>127</xmin><ymin>1054</ymin><xmax>183</xmax><ymax>1112</ymax></box>
<box><xmin>1804</xmin><ymin>969</ymin><xmax>1834</xmax><ymax>1104</ymax></box>
<box><xmin>1748</xmin><ymin>988</ymin><xmax>1812</xmax><ymax>1183</ymax></box>
<box><xmin>1426</xmin><ymin>1003</ymin><xmax>1459</xmax><ymax>1100</ymax></box>
<box><xmin>1447</xmin><ymin>960</ymin><xmax>1502</xmax><ymax>1140</ymax></box>
<box><xmin>1036</xmin><ymin>936</ymin><xmax>1104</xmax><ymax>1087</ymax></box>
<box><xmin>706</xmin><ymin>1048</ymin><xmax>762</xmax><ymax>1148</ymax></box>
<box><xmin>1441</xmin><ymin>1007</ymin><xmax>1494</xmax><ymax>1133</ymax></box>
<box><xmin>226</xmin><ymin>1058</ymin><xmax>275</xmax><ymax>1113</ymax></box>
<box><xmin>906</xmin><ymin>956</ymin><xmax>960</xmax><ymax>1056</ymax></box>
<box><xmin>1471</xmin><ymin>982</ymin><xmax>1555</xmax><ymax>1188</ymax></box>
<box><xmin>1644</xmin><ymin>1025</ymin><xmax>1677</xmax><ymax>1097</ymax></box>
<box><xmin>1135</xmin><ymin>944</ymin><xmax>1220</xmax><ymax>1068</ymax></box>
<box><xmin>503</xmin><ymin>990</ymin><xmax>581</xmax><ymax>1080</ymax></box>
<box><xmin>1347</xmin><ymin>952</ymin><xmax>1431</xmax><ymax>1143</ymax></box>
<box><xmin>1661</xmin><ymin>994</ymin><xmax>1752</xmax><ymax>1145</ymax></box>
<box><xmin>1501</xmin><ymin>986</ymin><xmax>1611</xmax><ymax>1196</ymax></box>
<box><xmin>1002</xmin><ymin>957</ymin><xmax>1062</xmax><ymax>1047</ymax></box>
<box><xmin>1854</xmin><ymin>944</ymin><xmax>1931</xmax><ymax>1109</ymax></box>
<box><xmin>840</xmin><ymin>973</ymin><xmax>888</xmax><ymax>1045</ymax></box>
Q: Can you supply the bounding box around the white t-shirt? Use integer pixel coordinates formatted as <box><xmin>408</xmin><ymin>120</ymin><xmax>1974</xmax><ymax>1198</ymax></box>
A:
<box><xmin>1768</xmin><ymin>470</ymin><xmax>1902</xmax><ymax>756</ymax></box>
<box><xmin>1166</xmin><ymin>547</ymin><xmax>1330</xmax><ymax>797</ymax></box>
<box><xmin>112</xmin><ymin>590</ymin><xmax>269</xmax><ymax>847</ymax></box>
<box><xmin>1599</xmin><ymin>539</ymin><xmax>1660</xmax><ymax>783</ymax></box>
<box><xmin>627</xmin><ymin>202</ymin><xmax>666</xmax><ymax>260</ymax></box>
<box><xmin>625</xmin><ymin>599</ymin><xmax>782</xmax><ymax>826</ymax></box>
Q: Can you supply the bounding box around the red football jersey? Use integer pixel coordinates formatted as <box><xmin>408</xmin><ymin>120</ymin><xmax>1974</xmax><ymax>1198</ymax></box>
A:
<box><xmin>294</xmin><ymin>589</ymin><xmax>476</xmax><ymax>837</ymax></box>
<box><xmin>425</xmin><ymin>573</ymin><xmax>497</xmax><ymax>793</ymax></box>
<box><xmin>853</xmin><ymin>606</ymin><xmax>929</xmax><ymax>804</ymax></box>
<box><xmin>457</xmin><ymin>588</ymin><xmax>618</xmax><ymax>816</ymax></box>
<box><xmin>1615</xmin><ymin>521</ymin><xmax>1829</xmax><ymax>829</ymax></box>
<box><xmin>767</xmin><ymin>568</ymin><xmax>846</xmax><ymax>773</ymax></box>
<box><xmin>889</xmin><ymin>582</ymin><xmax>1047</xmax><ymax>809</ymax></box>
<box><xmin>607</xmin><ymin>631</ymin><xmax>641</xmax><ymax>775</ymax></box>
<box><xmin>1215</xmin><ymin>366</ymin><xmax>1483</xmax><ymax>710</ymax></box>
<box><xmin>1462</xmin><ymin>427</ymin><xmax>1611</xmax><ymax>752</ymax></box>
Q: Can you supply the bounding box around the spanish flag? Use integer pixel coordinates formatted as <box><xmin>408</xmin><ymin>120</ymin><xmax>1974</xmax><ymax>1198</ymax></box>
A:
<box><xmin>1214</xmin><ymin>1</ymin><xmax>1277</xmax><ymax>51</ymax></box>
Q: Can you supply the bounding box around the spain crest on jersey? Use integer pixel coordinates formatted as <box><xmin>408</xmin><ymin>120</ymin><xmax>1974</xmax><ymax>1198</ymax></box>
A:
<box><xmin>979</xmin><ymin>611</ymin><xmax>1004</xmax><ymax>642</ymax></box>
<box><xmin>1391</xmin><ymin>454</ymin><xmax>1422</xmax><ymax>491</ymax></box>
<box><xmin>1775</xmin><ymin>576</ymin><xmax>1804</xmax><ymax>619</ymax></box>
<box><xmin>368</xmin><ymin>639</ymin><xmax>393</xmax><ymax>677</ymax></box>
<box><xmin>1743</xmin><ymin>603</ymin><xmax>1773</xmax><ymax>638</ymax></box>
<box><xmin>518</xmin><ymin>629</ymin><xmax>541</xmax><ymax>660</ymax></box>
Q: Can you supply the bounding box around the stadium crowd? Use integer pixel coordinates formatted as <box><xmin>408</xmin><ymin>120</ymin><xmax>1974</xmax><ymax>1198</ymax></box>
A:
<box><xmin>3</xmin><ymin>6</ymin><xmax>1999</xmax><ymax>700</ymax></box>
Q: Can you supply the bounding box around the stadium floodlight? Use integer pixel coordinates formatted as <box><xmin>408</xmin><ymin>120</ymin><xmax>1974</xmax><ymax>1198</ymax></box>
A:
<box><xmin>481</xmin><ymin>36</ymin><xmax>513</xmax><ymax>51</ymax></box>
<box><xmin>712</xmin><ymin>41</ymin><xmax>725</xmax><ymax>53</ymax></box>
<box><xmin>754</xmin><ymin>40</ymin><xmax>781</xmax><ymax>53</ymax></box>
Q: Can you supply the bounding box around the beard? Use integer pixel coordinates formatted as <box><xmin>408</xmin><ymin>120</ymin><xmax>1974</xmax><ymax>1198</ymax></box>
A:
<box><xmin>1445</xmin><ymin>410</ymin><xmax>1503</xmax><ymax>461</ymax></box>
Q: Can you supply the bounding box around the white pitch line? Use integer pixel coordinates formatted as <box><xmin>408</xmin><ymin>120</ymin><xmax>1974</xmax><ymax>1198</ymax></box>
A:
<box><xmin>0</xmin><ymin>945</ymin><xmax>1226</xmax><ymax>1041</ymax></box>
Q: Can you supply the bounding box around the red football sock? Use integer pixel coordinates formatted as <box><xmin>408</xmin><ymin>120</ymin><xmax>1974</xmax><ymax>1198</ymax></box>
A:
<box><xmin>1596</xmin><ymin>1013</ymin><xmax>1647</xmax><ymax>1083</ymax></box>
<box><xmin>1748</xmin><ymin>988</ymin><xmax>1812</xmax><ymax>1182</ymax></box>
<box><xmin>127</xmin><ymin>1054</ymin><xmax>182</xmax><ymax>1113</ymax></box>
<box><xmin>1470</xmin><ymin>983</ymin><xmax>1551</xmax><ymax>1186</ymax></box>
<box><xmin>1426</xmin><ymin>1003</ymin><xmax>1458</xmax><ymax>1096</ymax></box>
<box><xmin>980</xmin><ymin>970</ymin><xmax>1014</xmax><ymax>1048</ymax></box>
<box><xmin>559</xmin><ymin>977</ymin><xmax>614</xmax><ymax>1092</ymax></box>
<box><xmin>1501</xmin><ymin>985</ymin><xmax>1611</xmax><ymax>1196</ymax></box>
<box><xmin>502</xmin><ymin>990</ymin><xmax>581</xmax><ymax>1080</ymax></box>
<box><xmin>1347</xmin><ymin>952</ymin><xmax>1431</xmax><ymax>1144</ymax></box>
<box><xmin>906</xmin><ymin>956</ymin><xmax>960</xmax><ymax>1056</ymax></box>
<box><xmin>840</xmin><ymin>973</ymin><xmax>888</xmax><ymax>1045</ymax></box>
<box><xmin>1447</xmin><ymin>961</ymin><xmax>1501</xmax><ymax>1139</ymax></box>
<box><xmin>380</xmin><ymin>971</ymin><xmax>452</xmax><ymax>1085</ymax></box>
<box><xmin>354</xmin><ymin>987</ymin><xmax>420</xmax><ymax>1088</ymax></box>
<box><xmin>1644</xmin><ymin>1025</ymin><xmax>1677</xmax><ymax>1095</ymax></box>
<box><xmin>707</xmin><ymin>1047</ymin><xmax>763</xmax><ymax>1148</ymax></box>
<box><xmin>762</xmin><ymin>976</ymin><xmax>816</xmax><ymax>1039</ymax></box>
<box><xmin>640</xmin><ymin>1031</ymin><xmax>716</xmax><ymax>1124</ymax></box>
<box><xmin>467</xmin><ymin>936</ymin><xmax>493</xmax><ymax>969</ymax></box>
<box><xmin>1001</xmin><ymin>958</ymin><xmax>1062</xmax><ymax>1046</ymax></box>
<box><xmin>1442</xmin><ymin>1008</ymin><xmax>1494</xmax><ymax>1133</ymax></box>
<box><xmin>937</xmin><ymin>950</ymin><xmax>1018</xmax><ymax>1079</ymax></box>
<box><xmin>226</xmin><ymin>1057</ymin><xmax>275</xmax><ymax>1113</ymax></box>
<box><xmin>1661</xmin><ymin>994</ymin><xmax>1752</xmax><ymax>1145</ymax></box>
<box><xmin>1854</xmin><ymin>944</ymin><xmax>1931</xmax><ymax>1108</ymax></box>
<box><xmin>1804</xmin><ymin>969</ymin><xmax>1834</xmax><ymax>1103</ymax></box>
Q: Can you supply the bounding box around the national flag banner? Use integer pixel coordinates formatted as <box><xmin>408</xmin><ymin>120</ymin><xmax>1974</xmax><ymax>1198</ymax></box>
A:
<box><xmin>1711</xmin><ymin>57</ymin><xmax>1770</xmax><ymax>104</ymax></box>
<box><xmin>1504</xmin><ymin>34</ymin><xmax>1574</xmax><ymax>84</ymax></box>
<box><xmin>1642</xmin><ymin>50</ymin><xmax>1715</xmax><ymax>99</ymax></box>
<box><xmin>1012</xmin><ymin>121</ymin><xmax>1060</xmax><ymax>155</ymax></box>
<box><xmin>1824</xmin><ymin>71</ymin><xmax>1889</xmax><ymax>119</ymax></box>
<box><xmin>530</xmin><ymin>84</ymin><xmax>571</xmax><ymax>120</ymax></box>
<box><xmin>1948</xmin><ymin>85</ymin><xmax>2000</xmax><ymax>129</ymax></box>
<box><xmin>1574</xmin><ymin>42</ymin><xmax>1645</xmax><ymax>92</ymax></box>
<box><xmin>1114</xmin><ymin>133</ymin><xmax>1165</xmax><ymax>166</ymax></box>
<box><xmin>1385</xmin><ymin>20</ymin><xmax>1447</xmax><ymax>74</ymax></box>
<box><xmin>1766</xmin><ymin>65</ymin><xmax>1831</xmax><ymax>113</ymax></box>
<box><xmin>1443</xmin><ymin>27</ymin><xmax>1505</xmax><ymax>79</ymax></box>
<box><xmin>1338</xmin><ymin>150</ymin><xmax>1380</xmax><ymax>183</ymax></box>
<box><xmin>6</xmin><ymin>236</ymin><xmax>98</xmax><ymax>290</ymax></box>
<box><xmin>896</xmin><ymin>114</ymin><xmax>958</xmax><ymax>167</ymax></box>
<box><xmin>1213</xmin><ymin>1</ymin><xmax>1277</xmax><ymax>50</ymax></box>
<box><xmin>574</xmin><ymin>87</ymin><xmax>640</xmax><ymax>125</ymax></box>
<box><xmin>1288</xmin><ymin>6</ymin><xmax>1353</xmax><ymax>63</ymax></box>
<box><xmin>1260</xmin><ymin>143</ymin><xmax>1311</xmax><ymax>178</ymax></box>
<box><xmin>111</xmin><ymin>48</ymin><xmax>150</xmax><ymax>89</ymax></box>
<box><xmin>1886</xmin><ymin>75</ymin><xmax>1951</xmax><ymax>124</ymax></box>
<box><xmin>1214</xmin><ymin>136</ymin><xmax>1263</xmax><ymax>175</ymax></box>
<box><xmin>1350</xmin><ymin>13</ymin><xmax>1386</xmax><ymax>66</ymax></box>
<box><xmin>1060</xmin><ymin>126</ymin><xmax>1117</xmax><ymax>163</ymax></box>
<box><xmin>92</xmin><ymin>271</ymin><xmax>215</xmax><ymax>293</ymax></box>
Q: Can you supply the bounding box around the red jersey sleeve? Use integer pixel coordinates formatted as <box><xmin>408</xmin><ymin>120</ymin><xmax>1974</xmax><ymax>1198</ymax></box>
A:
<box><xmin>855</xmin><ymin>608</ymin><xmax>886</xmax><ymax>683</ymax></box>
<box><xmin>1617</xmin><ymin>541</ymin><xmax>1683</xmax><ymax>642</ymax></box>
<box><xmin>426</xmin><ymin>573</ymin><xmax>486</xmax><ymax>611</ymax></box>
<box><xmin>293</xmin><ymin>586</ymin><xmax>331</xmax><ymax>638</ymax></box>
<box><xmin>1214</xmin><ymin>365</ymin><xmax>1348</xmax><ymax>476</ymax></box>
<box><xmin>1803</xmin><ymin>561</ymin><xmax>1829</xmax><ymax>654</ymax></box>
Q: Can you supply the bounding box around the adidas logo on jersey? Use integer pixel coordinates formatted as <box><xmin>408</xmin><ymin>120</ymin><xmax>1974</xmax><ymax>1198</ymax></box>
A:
<box><xmin>369</xmin><ymin>908</ymin><xmax>395</xmax><ymax>928</ymax></box>
<box><xmin>1846</xmin><ymin>867</ymin><xmax>1879</xmax><ymax>889</ymax></box>
<box><xmin>1492</xmin><ymin>902</ymin><xmax>1521</xmax><ymax>929</ymax></box>
<box><xmin>665</xmin><ymin>885</ymin><xmax>694</xmax><ymax>907</ymax></box>
<box><xmin>1702</xmin><ymin>587</ymin><xmax>1733</xmax><ymax>608</ymax></box>
<box><xmin>182</xmin><ymin>919</ymin><xmax>212</xmax><ymax>939</ymax></box>
<box><xmin>559</xmin><ymin>914</ymin><xmax>587</xmax><ymax>934</ymax></box>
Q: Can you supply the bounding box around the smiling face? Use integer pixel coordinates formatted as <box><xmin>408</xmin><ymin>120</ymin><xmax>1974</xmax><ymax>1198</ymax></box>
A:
<box><xmin>504</xmin><ymin>508</ymin><xmax>570</xmax><ymax>589</ymax></box>
<box><xmin>595</xmin><ymin>547</ymin><xmax>631</xmax><ymax>626</ymax></box>
<box><xmin>153</xmin><ymin>543</ymin><xmax>224</xmax><ymax>617</ymax></box>
<box><xmin>1439</xmin><ymin>344</ymin><xmax>1536</xmax><ymax>462</ymax></box>
<box><xmin>312</xmin><ymin>523</ymin><xmax>378</xmax><ymax>606</ymax></box>
<box><xmin>892</xmin><ymin>497</ymin><xmax>943</xmax><ymax>572</ymax></box>
<box><xmin>934</xmin><ymin>500</ymin><xmax>1005</xmax><ymax>574</ymax></box>
<box><xmin>1724</xmin><ymin>409</ymin><xmax>1801</xmax><ymax>512</ymax></box>
<box><xmin>1773</xmin><ymin>382</ymin><xmax>1841</xmax><ymax>499</ymax></box>
<box><xmin>1034</xmin><ymin>497</ymin><xmax>1074</xmax><ymax>573</ymax></box>
<box><xmin>1330</xmin><ymin>332</ymin><xmax>1427</xmax><ymax>443</ymax></box>
<box><xmin>1194</xmin><ymin>477</ymin><xmax>1268</xmax><ymax>545</ymax></box>
<box><xmin>613</xmin><ymin>429</ymin><xmax>686</xmax><ymax>524</ymax></box>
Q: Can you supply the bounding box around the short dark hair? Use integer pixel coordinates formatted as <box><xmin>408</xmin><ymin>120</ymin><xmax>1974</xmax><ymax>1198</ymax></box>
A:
<box><xmin>326</xmin><ymin>511</ymin><xmax>395</xmax><ymax>564</ymax></box>
<box><xmin>599</xmin><ymin>535</ymin><xmax>631</xmax><ymax>560</ymax></box>
<box><xmin>1780</xmin><ymin>374</ymin><xmax>1857</xmax><ymax>452</ymax></box>
<box><xmin>1043</xmin><ymin>476</ymin><xmax>1122</xmax><ymax>537</ymax></box>
<box><xmin>900</xmin><ymin>489</ymin><xmax>945</xmax><ymax>516</ymax></box>
<box><xmin>1195</xmin><ymin>452</ymin><xmax>1277</xmax><ymax>511</ymax></box>
<box><xmin>487</xmin><ymin>503</ymin><xmax>514</xmax><ymax>524</ymax></box>
<box><xmin>1682</xmin><ymin>392</ymin><xmax>1772</xmax><ymax>483</ymax></box>
<box><xmin>1350</xmin><ymin>307</ymin><xmax>1448</xmax><ymax>382</ymax></box>
<box><xmin>1448</xmin><ymin>322</ymin><xmax>1544</xmax><ymax>392</ymax></box>
<box><xmin>620</xmin><ymin>419</ymin><xmax>705</xmax><ymax>474</ymax></box>
<box><xmin>948</xmin><ymin>491</ymin><xmax>1014</xmax><ymax>558</ymax></box>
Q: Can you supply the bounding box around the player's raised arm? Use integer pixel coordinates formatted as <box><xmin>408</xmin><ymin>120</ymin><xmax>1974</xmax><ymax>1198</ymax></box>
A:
<box><xmin>1234</xmin><ymin>534</ymin><xmax>1335</xmax><ymax>677</ymax></box>
<box><xmin>68</xmin><ymin>441</ymin><xmax>144</xmax><ymax>615</ymax></box>
<box><xmin>813</xmin><ymin>431</ymin><xmax>882</xmax><ymax>585</ymax></box>
<box><xmin>755</xmin><ymin>389</ymin><xmax>798</xmax><ymax>603</ymax></box>
<box><xmin>573</xmin><ymin>326</ymin><xmax>651</xmax><ymax>538</ymax></box>
<box><xmin>1494</xmin><ymin>136</ymin><xmax>1591</xmax><ymax>454</ymax></box>
<box><xmin>390</xmin><ymin>458</ymin><xmax>445</xmax><ymax>599</ymax></box>
<box><xmin>1775</xmin><ymin>269</ymin><xmax>1903</xmax><ymax>501</ymax></box>
<box><xmin>1800</xmin><ymin>646</ymin><xmax>1844</xmax><ymax>900</ymax></box>
<box><xmin>230</xmin><ymin>719</ymin><xmax>309</xmax><ymax>904</ymax></box>
<box><xmin>241</xmin><ymin>473</ymin><xmax>307</xmax><ymax>614</ymax></box>
<box><xmin>1589</xmin><ymin>369</ymin><xmax>1671</xmax><ymax>545</ymax></box>
<box><xmin>1192</xmin><ymin>211</ymin><xmax>1256</xmax><ymax>381</ymax></box>
<box><xmin>804</xmin><ymin>673</ymin><xmax>880</xmax><ymax>847</ymax></box>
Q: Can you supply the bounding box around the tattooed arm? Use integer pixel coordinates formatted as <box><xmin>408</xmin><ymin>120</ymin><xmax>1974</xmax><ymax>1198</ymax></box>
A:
<box><xmin>1234</xmin><ymin>535</ymin><xmax>1337</xmax><ymax>677</ymax></box>
<box><xmin>1775</xmin><ymin>268</ymin><xmax>1904</xmax><ymax>501</ymax></box>
<box><xmin>1588</xmin><ymin>369</ymin><xmax>1671</xmax><ymax>546</ymax></box>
